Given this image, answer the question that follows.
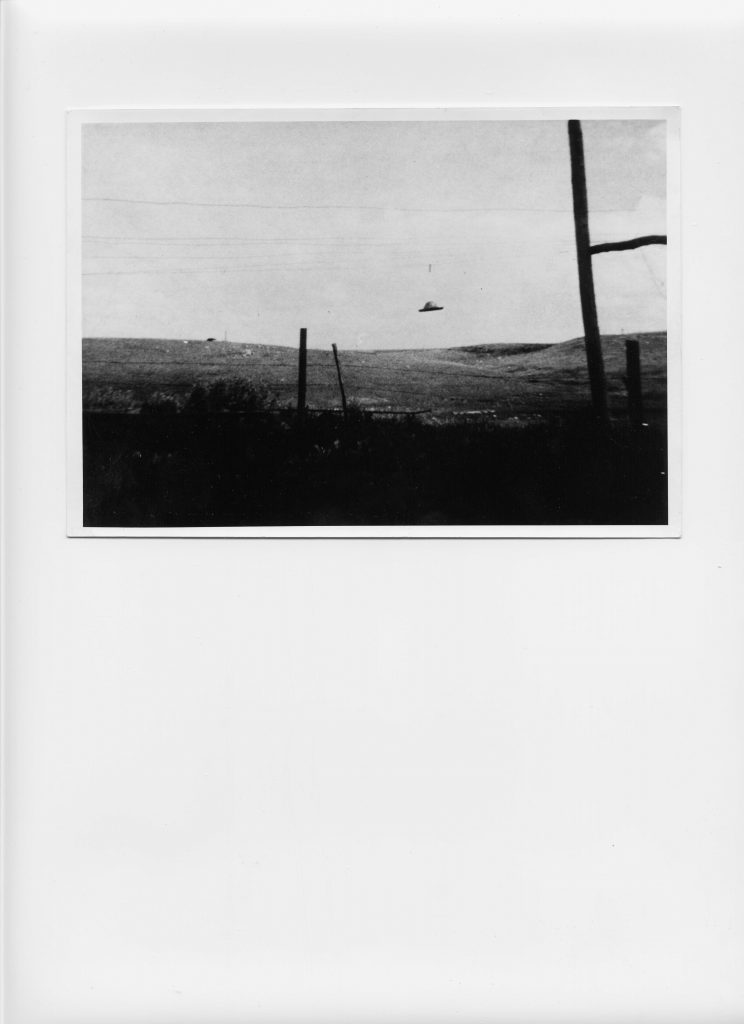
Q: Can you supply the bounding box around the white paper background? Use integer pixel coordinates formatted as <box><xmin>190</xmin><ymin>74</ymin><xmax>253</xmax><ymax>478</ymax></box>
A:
<box><xmin>3</xmin><ymin>2</ymin><xmax>744</xmax><ymax>1022</ymax></box>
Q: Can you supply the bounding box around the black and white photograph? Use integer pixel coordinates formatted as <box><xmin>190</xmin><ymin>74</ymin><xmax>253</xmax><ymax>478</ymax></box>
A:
<box><xmin>69</xmin><ymin>109</ymin><xmax>678</xmax><ymax>536</ymax></box>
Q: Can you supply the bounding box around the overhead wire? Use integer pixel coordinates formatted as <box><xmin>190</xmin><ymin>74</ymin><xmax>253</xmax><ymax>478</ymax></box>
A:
<box><xmin>638</xmin><ymin>247</ymin><xmax>667</xmax><ymax>299</ymax></box>
<box><xmin>83</xmin><ymin>196</ymin><xmax>638</xmax><ymax>214</ymax></box>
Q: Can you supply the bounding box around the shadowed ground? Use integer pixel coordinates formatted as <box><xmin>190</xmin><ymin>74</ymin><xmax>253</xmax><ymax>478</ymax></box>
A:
<box><xmin>81</xmin><ymin>332</ymin><xmax>667</xmax><ymax>527</ymax></box>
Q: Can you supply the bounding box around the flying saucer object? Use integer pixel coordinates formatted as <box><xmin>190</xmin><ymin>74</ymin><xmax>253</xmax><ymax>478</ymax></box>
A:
<box><xmin>419</xmin><ymin>301</ymin><xmax>444</xmax><ymax>312</ymax></box>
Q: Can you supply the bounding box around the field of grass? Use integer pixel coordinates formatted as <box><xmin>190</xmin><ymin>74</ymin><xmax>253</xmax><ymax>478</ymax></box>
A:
<box><xmin>81</xmin><ymin>332</ymin><xmax>668</xmax><ymax>527</ymax></box>
<box><xmin>83</xmin><ymin>331</ymin><xmax>667</xmax><ymax>421</ymax></box>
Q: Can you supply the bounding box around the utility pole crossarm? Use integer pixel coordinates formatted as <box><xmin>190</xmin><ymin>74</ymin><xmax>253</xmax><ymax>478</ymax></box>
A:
<box><xmin>590</xmin><ymin>234</ymin><xmax>667</xmax><ymax>255</ymax></box>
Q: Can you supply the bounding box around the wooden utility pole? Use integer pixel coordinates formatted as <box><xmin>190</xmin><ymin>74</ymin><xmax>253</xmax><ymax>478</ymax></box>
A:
<box><xmin>568</xmin><ymin>120</ymin><xmax>610</xmax><ymax>426</ymax></box>
<box><xmin>331</xmin><ymin>343</ymin><xmax>348</xmax><ymax>420</ymax></box>
<box><xmin>297</xmin><ymin>327</ymin><xmax>307</xmax><ymax>426</ymax></box>
<box><xmin>625</xmin><ymin>336</ymin><xmax>644</xmax><ymax>428</ymax></box>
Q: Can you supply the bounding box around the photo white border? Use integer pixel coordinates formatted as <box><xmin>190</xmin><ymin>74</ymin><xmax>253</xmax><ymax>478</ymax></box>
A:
<box><xmin>66</xmin><ymin>106</ymin><xmax>681</xmax><ymax>539</ymax></box>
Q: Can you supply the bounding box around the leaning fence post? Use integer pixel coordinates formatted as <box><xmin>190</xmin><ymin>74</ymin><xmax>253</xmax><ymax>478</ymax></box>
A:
<box><xmin>568</xmin><ymin>120</ymin><xmax>610</xmax><ymax>427</ymax></box>
<box><xmin>625</xmin><ymin>336</ymin><xmax>644</xmax><ymax>428</ymax></box>
<box><xmin>331</xmin><ymin>343</ymin><xmax>348</xmax><ymax>420</ymax></box>
<box><xmin>297</xmin><ymin>327</ymin><xmax>307</xmax><ymax>426</ymax></box>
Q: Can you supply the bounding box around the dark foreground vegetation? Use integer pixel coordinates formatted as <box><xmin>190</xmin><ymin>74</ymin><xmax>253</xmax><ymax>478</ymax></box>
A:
<box><xmin>83</xmin><ymin>387</ymin><xmax>667</xmax><ymax>527</ymax></box>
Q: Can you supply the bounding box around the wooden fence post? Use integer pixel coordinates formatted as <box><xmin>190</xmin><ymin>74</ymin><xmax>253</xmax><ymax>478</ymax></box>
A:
<box><xmin>568</xmin><ymin>120</ymin><xmax>610</xmax><ymax>427</ymax></box>
<box><xmin>331</xmin><ymin>343</ymin><xmax>348</xmax><ymax>420</ymax></box>
<box><xmin>625</xmin><ymin>336</ymin><xmax>644</xmax><ymax>428</ymax></box>
<box><xmin>297</xmin><ymin>327</ymin><xmax>307</xmax><ymax>426</ymax></box>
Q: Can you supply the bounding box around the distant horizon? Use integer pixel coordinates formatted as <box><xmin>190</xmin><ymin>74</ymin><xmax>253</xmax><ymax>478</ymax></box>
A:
<box><xmin>82</xmin><ymin>327</ymin><xmax>666</xmax><ymax>351</ymax></box>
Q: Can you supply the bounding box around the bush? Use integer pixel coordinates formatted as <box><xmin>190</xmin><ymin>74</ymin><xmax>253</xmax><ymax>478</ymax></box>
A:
<box><xmin>140</xmin><ymin>392</ymin><xmax>182</xmax><ymax>415</ymax></box>
<box><xmin>84</xmin><ymin>385</ymin><xmax>139</xmax><ymax>413</ymax></box>
<box><xmin>184</xmin><ymin>379</ymin><xmax>274</xmax><ymax>415</ymax></box>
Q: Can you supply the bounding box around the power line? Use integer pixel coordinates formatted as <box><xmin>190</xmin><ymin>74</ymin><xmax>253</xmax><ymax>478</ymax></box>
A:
<box><xmin>83</xmin><ymin>195</ymin><xmax>636</xmax><ymax>214</ymax></box>
<box><xmin>82</xmin><ymin>241</ymin><xmax>509</xmax><ymax>253</ymax></box>
<box><xmin>82</xmin><ymin>235</ymin><xmax>505</xmax><ymax>246</ymax></box>
<box><xmin>81</xmin><ymin>251</ymin><xmax>481</xmax><ymax>264</ymax></box>
<box><xmin>638</xmin><ymin>247</ymin><xmax>666</xmax><ymax>299</ymax></box>
<box><xmin>81</xmin><ymin>253</ymin><xmax>555</xmax><ymax>276</ymax></box>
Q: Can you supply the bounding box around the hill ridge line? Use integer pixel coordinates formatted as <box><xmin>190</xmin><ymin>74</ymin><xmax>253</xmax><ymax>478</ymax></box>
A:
<box><xmin>83</xmin><ymin>330</ymin><xmax>666</xmax><ymax>355</ymax></box>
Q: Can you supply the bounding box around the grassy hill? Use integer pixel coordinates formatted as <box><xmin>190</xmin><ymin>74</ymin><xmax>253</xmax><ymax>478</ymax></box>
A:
<box><xmin>83</xmin><ymin>331</ymin><xmax>666</xmax><ymax>421</ymax></box>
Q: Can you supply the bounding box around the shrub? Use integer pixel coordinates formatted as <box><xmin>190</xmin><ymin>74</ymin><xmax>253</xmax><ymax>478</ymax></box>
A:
<box><xmin>140</xmin><ymin>392</ymin><xmax>182</xmax><ymax>415</ymax></box>
<box><xmin>184</xmin><ymin>379</ymin><xmax>274</xmax><ymax>415</ymax></box>
<box><xmin>84</xmin><ymin>386</ymin><xmax>138</xmax><ymax>413</ymax></box>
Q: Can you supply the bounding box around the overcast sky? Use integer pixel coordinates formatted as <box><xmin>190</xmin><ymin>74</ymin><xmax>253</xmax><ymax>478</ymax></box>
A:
<box><xmin>82</xmin><ymin>118</ymin><xmax>666</xmax><ymax>349</ymax></box>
